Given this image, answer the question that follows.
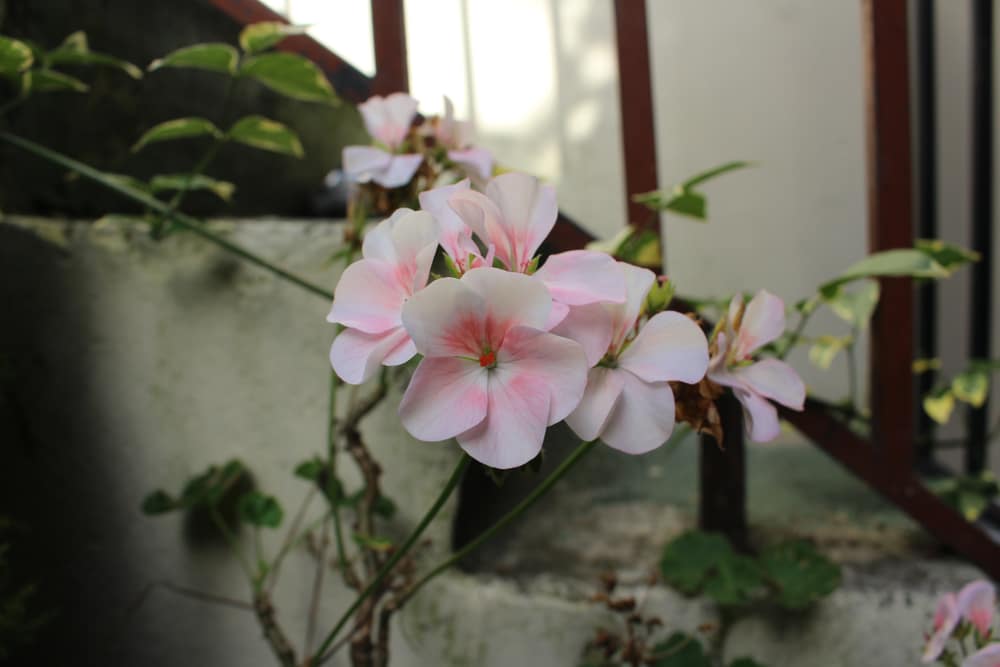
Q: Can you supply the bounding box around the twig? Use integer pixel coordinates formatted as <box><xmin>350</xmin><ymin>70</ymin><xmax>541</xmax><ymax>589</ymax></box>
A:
<box><xmin>305</xmin><ymin>520</ymin><xmax>330</xmax><ymax>654</ymax></box>
<box><xmin>267</xmin><ymin>487</ymin><xmax>316</xmax><ymax>592</ymax></box>
<box><xmin>253</xmin><ymin>591</ymin><xmax>298</xmax><ymax>667</ymax></box>
<box><xmin>129</xmin><ymin>580</ymin><xmax>254</xmax><ymax>614</ymax></box>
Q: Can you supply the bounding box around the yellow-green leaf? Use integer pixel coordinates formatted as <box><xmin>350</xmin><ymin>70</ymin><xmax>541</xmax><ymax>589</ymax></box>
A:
<box><xmin>239</xmin><ymin>52</ymin><xmax>336</xmax><ymax>104</ymax></box>
<box><xmin>47</xmin><ymin>31</ymin><xmax>142</xmax><ymax>79</ymax></box>
<box><xmin>239</xmin><ymin>22</ymin><xmax>308</xmax><ymax>54</ymax></box>
<box><xmin>822</xmin><ymin>249</ymin><xmax>950</xmax><ymax>291</ymax></box>
<box><xmin>227</xmin><ymin>115</ymin><xmax>304</xmax><ymax>158</ymax></box>
<box><xmin>808</xmin><ymin>335</ymin><xmax>852</xmax><ymax>370</ymax></box>
<box><xmin>132</xmin><ymin>117</ymin><xmax>222</xmax><ymax>152</ymax></box>
<box><xmin>912</xmin><ymin>358</ymin><xmax>942</xmax><ymax>374</ymax></box>
<box><xmin>149</xmin><ymin>174</ymin><xmax>236</xmax><ymax>201</ymax></box>
<box><xmin>23</xmin><ymin>69</ymin><xmax>89</xmax><ymax>93</ymax></box>
<box><xmin>952</xmin><ymin>369</ymin><xmax>989</xmax><ymax>408</ymax></box>
<box><xmin>823</xmin><ymin>280</ymin><xmax>880</xmax><ymax>329</ymax></box>
<box><xmin>923</xmin><ymin>389</ymin><xmax>955</xmax><ymax>425</ymax></box>
<box><xmin>0</xmin><ymin>36</ymin><xmax>34</xmax><ymax>77</ymax></box>
<box><xmin>149</xmin><ymin>43</ymin><xmax>239</xmax><ymax>75</ymax></box>
<box><xmin>915</xmin><ymin>239</ymin><xmax>980</xmax><ymax>271</ymax></box>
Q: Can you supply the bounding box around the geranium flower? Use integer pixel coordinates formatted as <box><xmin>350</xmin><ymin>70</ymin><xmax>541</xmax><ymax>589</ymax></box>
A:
<box><xmin>418</xmin><ymin>179</ymin><xmax>490</xmax><ymax>273</ymax></box>
<box><xmin>963</xmin><ymin>644</ymin><xmax>1000</xmax><ymax>667</ymax></box>
<box><xmin>397</xmin><ymin>267</ymin><xmax>587</xmax><ymax>469</ymax></box>
<box><xmin>562</xmin><ymin>263</ymin><xmax>709</xmax><ymax>454</ymax></box>
<box><xmin>327</xmin><ymin>209</ymin><xmax>438</xmax><ymax>384</ymax></box>
<box><xmin>958</xmin><ymin>580</ymin><xmax>996</xmax><ymax>637</ymax></box>
<box><xmin>707</xmin><ymin>290</ymin><xmax>805</xmax><ymax>442</ymax></box>
<box><xmin>923</xmin><ymin>592</ymin><xmax>961</xmax><ymax>662</ymax></box>
<box><xmin>342</xmin><ymin>92</ymin><xmax>424</xmax><ymax>188</ymax></box>
<box><xmin>434</xmin><ymin>96</ymin><xmax>493</xmax><ymax>184</ymax></box>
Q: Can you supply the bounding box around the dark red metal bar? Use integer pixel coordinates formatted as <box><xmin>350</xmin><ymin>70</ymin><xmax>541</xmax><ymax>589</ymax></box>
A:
<box><xmin>612</xmin><ymin>0</ymin><xmax>661</xmax><ymax>231</ymax></box>
<box><xmin>861</xmin><ymin>0</ymin><xmax>916</xmax><ymax>484</ymax></box>
<box><xmin>699</xmin><ymin>394</ymin><xmax>748</xmax><ymax>550</ymax></box>
<box><xmin>370</xmin><ymin>0</ymin><xmax>409</xmax><ymax>95</ymax></box>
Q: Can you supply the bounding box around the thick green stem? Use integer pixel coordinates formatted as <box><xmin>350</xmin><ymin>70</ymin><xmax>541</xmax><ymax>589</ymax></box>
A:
<box><xmin>311</xmin><ymin>454</ymin><xmax>471</xmax><ymax>661</ymax></box>
<box><xmin>0</xmin><ymin>131</ymin><xmax>334</xmax><ymax>301</ymax></box>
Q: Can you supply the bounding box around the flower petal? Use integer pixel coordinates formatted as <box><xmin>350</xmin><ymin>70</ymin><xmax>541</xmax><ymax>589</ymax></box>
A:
<box><xmin>498</xmin><ymin>326</ymin><xmax>588</xmax><ymax>424</ymax></box>
<box><xmin>456</xmin><ymin>365</ymin><xmax>551</xmax><ymax>469</ymax></box>
<box><xmin>461</xmin><ymin>267</ymin><xmax>552</xmax><ymax>336</ymax></box>
<box><xmin>618</xmin><ymin>311</ymin><xmax>709</xmax><ymax>384</ymax></box>
<box><xmin>401</xmin><ymin>277</ymin><xmax>485</xmax><ymax>358</ymax></box>
<box><xmin>962</xmin><ymin>644</ymin><xmax>1000</xmax><ymax>667</ymax></box>
<box><xmin>398</xmin><ymin>357</ymin><xmax>488</xmax><ymax>441</ymax></box>
<box><xmin>730</xmin><ymin>359</ymin><xmax>805</xmax><ymax>410</ymax></box>
<box><xmin>534</xmin><ymin>250</ymin><xmax>627</xmax><ymax>306</ymax></box>
<box><xmin>733</xmin><ymin>387</ymin><xmax>782</xmax><ymax>442</ymax></box>
<box><xmin>608</xmin><ymin>263</ymin><xmax>656</xmax><ymax>350</ymax></box>
<box><xmin>343</xmin><ymin>146</ymin><xmax>392</xmax><ymax>180</ymax></box>
<box><xmin>449</xmin><ymin>147</ymin><xmax>493</xmax><ymax>183</ymax></box>
<box><xmin>372</xmin><ymin>154</ymin><xmax>423</xmax><ymax>189</ymax></box>
<box><xmin>923</xmin><ymin>593</ymin><xmax>960</xmax><ymax>663</ymax></box>
<box><xmin>565</xmin><ymin>366</ymin><xmax>625</xmax><ymax>441</ymax></box>
<box><xmin>551</xmin><ymin>302</ymin><xmax>614</xmax><ymax>367</ymax></box>
<box><xmin>734</xmin><ymin>289</ymin><xmax>786</xmax><ymax>359</ymax></box>
<box><xmin>359</xmin><ymin>92</ymin><xmax>418</xmax><ymax>148</ymax></box>
<box><xmin>598</xmin><ymin>371</ymin><xmax>675</xmax><ymax>454</ymax></box>
<box><xmin>327</xmin><ymin>259</ymin><xmax>405</xmax><ymax>333</ymax></box>
<box><xmin>419</xmin><ymin>180</ymin><xmax>480</xmax><ymax>265</ymax></box>
<box><xmin>448</xmin><ymin>189</ymin><xmax>515</xmax><ymax>269</ymax></box>
<box><xmin>484</xmin><ymin>172</ymin><xmax>557</xmax><ymax>270</ymax></box>
<box><xmin>330</xmin><ymin>326</ymin><xmax>411</xmax><ymax>385</ymax></box>
<box><xmin>957</xmin><ymin>580</ymin><xmax>995</xmax><ymax>637</ymax></box>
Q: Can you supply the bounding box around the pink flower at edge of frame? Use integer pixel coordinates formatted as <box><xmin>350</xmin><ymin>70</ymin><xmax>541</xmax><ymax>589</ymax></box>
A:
<box><xmin>397</xmin><ymin>267</ymin><xmax>588</xmax><ymax>469</ymax></box>
<box><xmin>963</xmin><ymin>644</ymin><xmax>1000</xmax><ymax>667</ymax></box>
<box><xmin>958</xmin><ymin>580</ymin><xmax>996</xmax><ymax>637</ymax></box>
<box><xmin>923</xmin><ymin>592</ymin><xmax>961</xmax><ymax>663</ymax></box>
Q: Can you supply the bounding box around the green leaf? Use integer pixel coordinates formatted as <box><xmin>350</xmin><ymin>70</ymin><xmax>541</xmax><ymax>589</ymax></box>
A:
<box><xmin>294</xmin><ymin>458</ymin><xmax>324</xmax><ymax>481</ymax></box>
<box><xmin>589</xmin><ymin>225</ymin><xmax>661</xmax><ymax>266</ymax></box>
<box><xmin>47</xmin><ymin>31</ymin><xmax>143</xmax><ymax>79</ymax></box>
<box><xmin>149</xmin><ymin>173</ymin><xmax>236</xmax><ymax>201</ymax></box>
<box><xmin>132</xmin><ymin>117</ymin><xmax>222</xmax><ymax>152</ymax></box>
<box><xmin>952</xmin><ymin>369</ymin><xmax>989</xmax><ymax>408</ymax></box>
<box><xmin>180</xmin><ymin>459</ymin><xmax>249</xmax><ymax>508</ymax></box>
<box><xmin>923</xmin><ymin>387</ymin><xmax>955</xmax><ymax>425</ymax></box>
<box><xmin>682</xmin><ymin>161</ymin><xmax>754</xmax><ymax>189</ymax></box>
<box><xmin>22</xmin><ymin>69</ymin><xmax>89</xmax><ymax>93</ymax></box>
<box><xmin>822</xmin><ymin>280</ymin><xmax>880</xmax><ymax>329</ymax></box>
<box><xmin>650</xmin><ymin>632</ymin><xmax>711</xmax><ymax>667</ymax></box>
<box><xmin>352</xmin><ymin>533</ymin><xmax>393</xmax><ymax>552</ymax></box>
<box><xmin>239</xmin><ymin>52</ymin><xmax>337</xmax><ymax>104</ymax></box>
<box><xmin>227</xmin><ymin>115</ymin><xmax>304</xmax><ymax>157</ymax></box>
<box><xmin>373</xmin><ymin>494</ymin><xmax>396</xmax><ymax>519</ymax></box>
<box><xmin>822</xmin><ymin>249</ymin><xmax>949</xmax><ymax>291</ymax></box>
<box><xmin>633</xmin><ymin>161</ymin><xmax>752</xmax><ymax>220</ymax></box>
<box><xmin>759</xmin><ymin>540</ymin><xmax>840</xmax><ymax>609</ymax></box>
<box><xmin>660</xmin><ymin>530</ymin><xmax>762</xmax><ymax>605</ymax></box>
<box><xmin>0</xmin><ymin>36</ymin><xmax>34</xmax><ymax>77</ymax></box>
<box><xmin>729</xmin><ymin>659</ymin><xmax>770</xmax><ymax>667</ymax></box>
<box><xmin>141</xmin><ymin>490</ymin><xmax>177</xmax><ymax>515</ymax></box>
<box><xmin>808</xmin><ymin>335</ymin><xmax>852</xmax><ymax>370</ymax></box>
<box><xmin>912</xmin><ymin>358</ymin><xmax>942</xmax><ymax>374</ymax></box>
<box><xmin>929</xmin><ymin>472</ymin><xmax>999</xmax><ymax>522</ymax></box>
<box><xmin>237</xmin><ymin>491</ymin><xmax>283</xmax><ymax>528</ymax></box>
<box><xmin>915</xmin><ymin>239</ymin><xmax>980</xmax><ymax>271</ymax></box>
<box><xmin>149</xmin><ymin>43</ymin><xmax>239</xmax><ymax>75</ymax></box>
<box><xmin>239</xmin><ymin>22</ymin><xmax>308</xmax><ymax>54</ymax></box>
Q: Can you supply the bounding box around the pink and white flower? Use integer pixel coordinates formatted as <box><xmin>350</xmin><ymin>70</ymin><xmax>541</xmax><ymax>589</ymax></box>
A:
<box><xmin>327</xmin><ymin>209</ymin><xmax>438</xmax><ymax>384</ymax></box>
<box><xmin>418</xmin><ymin>179</ymin><xmax>490</xmax><ymax>273</ymax></box>
<box><xmin>707</xmin><ymin>290</ymin><xmax>805</xmax><ymax>442</ymax></box>
<box><xmin>343</xmin><ymin>93</ymin><xmax>424</xmax><ymax>188</ymax></box>
<box><xmin>958</xmin><ymin>580</ymin><xmax>996</xmax><ymax>637</ymax></box>
<box><xmin>964</xmin><ymin>644</ymin><xmax>1000</xmax><ymax>667</ymax></box>
<box><xmin>923</xmin><ymin>592</ymin><xmax>962</xmax><ymax>663</ymax></box>
<box><xmin>434</xmin><ymin>96</ymin><xmax>493</xmax><ymax>184</ymax></box>
<box><xmin>561</xmin><ymin>263</ymin><xmax>709</xmax><ymax>454</ymax></box>
<box><xmin>397</xmin><ymin>267</ymin><xmax>587</xmax><ymax>469</ymax></box>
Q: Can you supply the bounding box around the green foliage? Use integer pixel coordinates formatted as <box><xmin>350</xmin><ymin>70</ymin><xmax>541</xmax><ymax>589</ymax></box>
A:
<box><xmin>633</xmin><ymin>161</ymin><xmax>752</xmax><ymax>221</ymax></box>
<box><xmin>141</xmin><ymin>459</ymin><xmax>250</xmax><ymax>515</ymax></box>
<box><xmin>132</xmin><ymin>117</ymin><xmax>222</xmax><ymax>152</ymax></box>
<box><xmin>46</xmin><ymin>31</ymin><xmax>142</xmax><ymax>79</ymax></box>
<box><xmin>808</xmin><ymin>334</ymin><xmax>852</xmax><ymax>370</ymax></box>
<box><xmin>237</xmin><ymin>491</ymin><xmax>283</xmax><ymax>528</ymax></box>
<box><xmin>239</xmin><ymin>22</ymin><xmax>308</xmax><ymax>55</ymax></box>
<box><xmin>660</xmin><ymin>531</ymin><xmax>840</xmax><ymax>611</ymax></box>
<box><xmin>650</xmin><ymin>632</ymin><xmax>711</xmax><ymax>666</ymax></box>
<box><xmin>22</xmin><ymin>69</ymin><xmax>88</xmax><ymax>93</ymax></box>
<box><xmin>921</xmin><ymin>359</ymin><xmax>999</xmax><ymax>424</ymax></box>
<box><xmin>820</xmin><ymin>249</ymin><xmax>951</xmax><ymax>292</ymax></box>
<box><xmin>239</xmin><ymin>52</ymin><xmax>338</xmax><ymax>104</ymax></box>
<box><xmin>922</xmin><ymin>386</ymin><xmax>956</xmax><ymax>425</ymax></box>
<box><xmin>821</xmin><ymin>280</ymin><xmax>879</xmax><ymax>329</ymax></box>
<box><xmin>228</xmin><ymin>115</ymin><xmax>304</xmax><ymax>158</ymax></box>
<box><xmin>0</xmin><ymin>36</ymin><xmax>34</xmax><ymax>77</ymax></box>
<box><xmin>352</xmin><ymin>533</ymin><xmax>393</xmax><ymax>552</ymax></box>
<box><xmin>586</xmin><ymin>225</ymin><xmax>662</xmax><ymax>266</ymax></box>
<box><xmin>927</xmin><ymin>472</ymin><xmax>1000</xmax><ymax>521</ymax></box>
<box><xmin>914</xmin><ymin>239</ymin><xmax>981</xmax><ymax>271</ymax></box>
<box><xmin>149</xmin><ymin>43</ymin><xmax>239</xmax><ymax>75</ymax></box>
<box><xmin>758</xmin><ymin>541</ymin><xmax>841</xmax><ymax>609</ymax></box>
<box><xmin>149</xmin><ymin>174</ymin><xmax>235</xmax><ymax>201</ymax></box>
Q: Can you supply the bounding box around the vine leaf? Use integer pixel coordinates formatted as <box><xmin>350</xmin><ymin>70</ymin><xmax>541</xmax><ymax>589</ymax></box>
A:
<box><xmin>758</xmin><ymin>540</ymin><xmax>840</xmax><ymax>609</ymax></box>
<box><xmin>228</xmin><ymin>115</ymin><xmax>304</xmax><ymax>158</ymax></box>
<box><xmin>239</xmin><ymin>52</ymin><xmax>337</xmax><ymax>104</ymax></box>
<box><xmin>149</xmin><ymin>43</ymin><xmax>239</xmax><ymax>75</ymax></box>
<box><xmin>47</xmin><ymin>31</ymin><xmax>142</xmax><ymax>79</ymax></box>
<box><xmin>132</xmin><ymin>117</ymin><xmax>222</xmax><ymax>152</ymax></box>
<box><xmin>239</xmin><ymin>22</ymin><xmax>309</xmax><ymax>55</ymax></box>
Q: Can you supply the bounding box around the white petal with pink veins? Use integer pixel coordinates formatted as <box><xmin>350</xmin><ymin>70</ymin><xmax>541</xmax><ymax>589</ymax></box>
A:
<box><xmin>551</xmin><ymin>303</ymin><xmax>614</xmax><ymax>367</ymax></box>
<box><xmin>456</xmin><ymin>364</ymin><xmax>552</xmax><ymax>469</ymax></box>
<box><xmin>327</xmin><ymin>259</ymin><xmax>406</xmax><ymax>333</ymax></box>
<box><xmin>343</xmin><ymin>146</ymin><xmax>392</xmax><ymax>180</ymax></box>
<box><xmin>608</xmin><ymin>263</ymin><xmax>656</xmax><ymax>350</ymax></box>
<box><xmin>461</xmin><ymin>268</ymin><xmax>552</xmax><ymax>336</ymax></box>
<box><xmin>566</xmin><ymin>366</ymin><xmax>625</xmax><ymax>441</ymax></box>
<box><xmin>330</xmin><ymin>326</ymin><xmax>412</xmax><ymax>385</ymax></box>
<box><xmin>599</xmin><ymin>371</ymin><xmax>676</xmax><ymax>454</ymax></box>
<box><xmin>534</xmin><ymin>250</ymin><xmax>627</xmax><ymax>306</ymax></box>
<box><xmin>962</xmin><ymin>644</ymin><xmax>1000</xmax><ymax>667</ymax></box>
<box><xmin>448</xmin><ymin>189</ymin><xmax>515</xmax><ymax>269</ymax></box>
<box><xmin>399</xmin><ymin>357</ymin><xmax>489</xmax><ymax>441</ymax></box>
<box><xmin>419</xmin><ymin>180</ymin><xmax>480</xmax><ymax>265</ymax></box>
<box><xmin>733</xmin><ymin>289</ymin><xmax>786</xmax><ymax>359</ymax></box>
<box><xmin>401</xmin><ymin>277</ymin><xmax>486</xmax><ymax>358</ymax></box>
<box><xmin>359</xmin><ymin>92</ymin><xmax>418</xmax><ymax>148</ymax></box>
<box><xmin>498</xmin><ymin>326</ymin><xmax>587</xmax><ymax>424</ymax></box>
<box><xmin>957</xmin><ymin>580</ymin><xmax>995</xmax><ymax>636</ymax></box>
<box><xmin>449</xmin><ymin>147</ymin><xmax>493</xmax><ymax>183</ymax></box>
<box><xmin>733</xmin><ymin>387</ymin><xmax>782</xmax><ymax>442</ymax></box>
<box><xmin>619</xmin><ymin>311</ymin><xmax>709</xmax><ymax>384</ymax></box>
<box><xmin>373</xmin><ymin>154</ymin><xmax>423</xmax><ymax>189</ymax></box>
<box><xmin>730</xmin><ymin>358</ymin><xmax>805</xmax><ymax>410</ymax></box>
<box><xmin>485</xmin><ymin>172</ymin><xmax>557</xmax><ymax>269</ymax></box>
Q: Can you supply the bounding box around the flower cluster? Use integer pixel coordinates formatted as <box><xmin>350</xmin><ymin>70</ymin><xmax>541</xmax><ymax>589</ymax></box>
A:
<box><xmin>327</xmin><ymin>167</ymin><xmax>806</xmax><ymax>468</ymax></box>
<box><xmin>342</xmin><ymin>92</ymin><xmax>493</xmax><ymax>214</ymax></box>
<box><xmin>923</xmin><ymin>579</ymin><xmax>998</xmax><ymax>666</ymax></box>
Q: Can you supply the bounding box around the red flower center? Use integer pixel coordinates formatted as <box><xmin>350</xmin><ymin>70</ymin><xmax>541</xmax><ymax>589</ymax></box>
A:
<box><xmin>479</xmin><ymin>350</ymin><xmax>496</xmax><ymax>368</ymax></box>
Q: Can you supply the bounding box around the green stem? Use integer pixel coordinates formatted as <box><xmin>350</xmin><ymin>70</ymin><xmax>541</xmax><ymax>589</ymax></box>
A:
<box><xmin>779</xmin><ymin>304</ymin><xmax>816</xmax><ymax>361</ymax></box>
<box><xmin>311</xmin><ymin>454</ymin><xmax>471</xmax><ymax>661</ymax></box>
<box><xmin>210</xmin><ymin>508</ymin><xmax>256</xmax><ymax>585</ymax></box>
<box><xmin>326</xmin><ymin>370</ymin><xmax>354</xmax><ymax>586</ymax></box>
<box><xmin>393</xmin><ymin>439</ymin><xmax>596</xmax><ymax>610</ymax></box>
<box><xmin>0</xmin><ymin>131</ymin><xmax>334</xmax><ymax>301</ymax></box>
